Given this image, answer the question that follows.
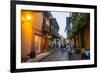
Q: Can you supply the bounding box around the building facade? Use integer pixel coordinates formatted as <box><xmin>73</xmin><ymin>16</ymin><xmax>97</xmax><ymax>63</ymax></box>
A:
<box><xmin>21</xmin><ymin>10</ymin><xmax>59</xmax><ymax>62</ymax></box>
<box><xmin>66</xmin><ymin>12</ymin><xmax>90</xmax><ymax>53</ymax></box>
<box><xmin>65</xmin><ymin>13</ymin><xmax>74</xmax><ymax>47</ymax></box>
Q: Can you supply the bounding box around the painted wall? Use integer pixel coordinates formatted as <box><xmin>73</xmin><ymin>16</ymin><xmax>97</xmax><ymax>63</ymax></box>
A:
<box><xmin>33</xmin><ymin>12</ymin><xmax>44</xmax><ymax>31</ymax></box>
<box><xmin>21</xmin><ymin>11</ymin><xmax>33</xmax><ymax>58</ymax></box>
<box><xmin>21</xmin><ymin>11</ymin><xmax>44</xmax><ymax>58</ymax></box>
<box><xmin>84</xmin><ymin>28</ymin><xmax>90</xmax><ymax>49</ymax></box>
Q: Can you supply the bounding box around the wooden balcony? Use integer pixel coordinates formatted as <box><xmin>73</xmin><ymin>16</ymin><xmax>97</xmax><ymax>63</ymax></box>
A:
<box><xmin>42</xmin><ymin>24</ymin><xmax>50</xmax><ymax>34</ymax></box>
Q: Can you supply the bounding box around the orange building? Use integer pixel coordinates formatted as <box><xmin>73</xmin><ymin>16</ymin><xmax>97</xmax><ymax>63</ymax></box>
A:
<box><xmin>66</xmin><ymin>13</ymin><xmax>90</xmax><ymax>54</ymax></box>
<box><xmin>21</xmin><ymin>10</ymin><xmax>58</xmax><ymax>62</ymax></box>
<box><xmin>72</xmin><ymin>13</ymin><xmax>90</xmax><ymax>53</ymax></box>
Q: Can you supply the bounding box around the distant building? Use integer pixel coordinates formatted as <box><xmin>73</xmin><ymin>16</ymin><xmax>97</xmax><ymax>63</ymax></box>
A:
<box><xmin>65</xmin><ymin>17</ymin><xmax>72</xmax><ymax>33</ymax></box>
<box><xmin>65</xmin><ymin>13</ymin><xmax>74</xmax><ymax>47</ymax></box>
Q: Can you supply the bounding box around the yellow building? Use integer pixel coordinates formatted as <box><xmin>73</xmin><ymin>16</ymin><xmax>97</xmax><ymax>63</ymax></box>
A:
<box><xmin>21</xmin><ymin>10</ymin><xmax>52</xmax><ymax>62</ymax></box>
<box><xmin>67</xmin><ymin>13</ymin><xmax>90</xmax><ymax>53</ymax></box>
<box><xmin>73</xmin><ymin>25</ymin><xmax>90</xmax><ymax>52</ymax></box>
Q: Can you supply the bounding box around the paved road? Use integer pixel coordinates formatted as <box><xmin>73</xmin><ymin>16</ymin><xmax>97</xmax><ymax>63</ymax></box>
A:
<box><xmin>41</xmin><ymin>48</ymin><xmax>69</xmax><ymax>62</ymax></box>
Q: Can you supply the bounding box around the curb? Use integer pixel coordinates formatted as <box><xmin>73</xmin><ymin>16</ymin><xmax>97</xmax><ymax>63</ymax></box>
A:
<box><xmin>39</xmin><ymin>48</ymin><xmax>58</xmax><ymax>62</ymax></box>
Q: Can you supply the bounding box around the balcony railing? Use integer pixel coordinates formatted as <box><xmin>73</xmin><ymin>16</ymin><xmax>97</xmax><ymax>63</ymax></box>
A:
<box><xmin>42</xmin><ymin>24</ymin><xmax>50</xmax><ymax>34</ymax></box>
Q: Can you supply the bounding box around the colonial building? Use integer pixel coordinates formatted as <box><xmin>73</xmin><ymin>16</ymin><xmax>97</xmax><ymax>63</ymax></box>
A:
<box><xmin>49</xmin><ymin>18</ymin><xmax>60</xmax><ymax>48</ymax></box>
<box><xmin>21</xmin><ymin>10</ymin><xmax>59</xmax><ymax>62</ymax></box>
<box><xmin>66</xmin><ymin>12</ymin><xmax>90</xmax><ymax>53</ymax></box>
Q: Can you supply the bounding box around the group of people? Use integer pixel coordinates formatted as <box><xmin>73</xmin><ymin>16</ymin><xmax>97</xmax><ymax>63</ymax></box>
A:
<box><xmin>50</xmin><ymin>39</ymin><xmax>90</xmax><ymax>60</ymax></box>
<box><xmin>59</xmin><ymin>42</ymin><xmax>90</xmax><ymax>60</ymax></box>
<box><xmin>60</xmin><ymin>43</ymin><xmax>67</xmax><ymax>52</ymax></box>
<box><xmin>81</xmin><ymin>48</ymin><xmax>90</xmax><ymax>59</ymax></box>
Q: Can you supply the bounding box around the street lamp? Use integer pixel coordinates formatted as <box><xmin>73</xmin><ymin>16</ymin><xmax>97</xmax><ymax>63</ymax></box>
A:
<box><xmin>21</xmin><ymin>11</ymin><xmax>34</xmax><ymax>23</ymax></box>
<box><xmin>26</xmin><ymin>15</ymin><xmax>31</xmax><ymax>21</ymax></box>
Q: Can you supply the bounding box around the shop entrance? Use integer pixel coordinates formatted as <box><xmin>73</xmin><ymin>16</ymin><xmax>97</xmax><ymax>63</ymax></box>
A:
<box><xmin>34</xmin><ymin>35</ymin><xmax>41</xmax><ymax>54</ymax></box>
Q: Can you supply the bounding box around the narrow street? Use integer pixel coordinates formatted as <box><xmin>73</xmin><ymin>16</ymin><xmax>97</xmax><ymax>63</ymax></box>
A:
<box><xmin>21</xmin><ymin>10</ymin><xmax>89</xmax><ymax>63</ymax></box>
<box><xmin>41</xmin><ymin>48</ymin><xmax>69</xmax><ymax>62</ymax></box>
<box><xmin>40</xmin><ymin>48</ymin><xmax>82</xmax><ymax>62</ymax></box>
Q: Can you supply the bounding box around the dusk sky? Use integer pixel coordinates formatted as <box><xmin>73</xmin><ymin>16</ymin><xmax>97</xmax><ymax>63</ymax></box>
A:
<box><xmin>51</xmin><ymin>12</ymin><xmax>71</xmax><ymax>38</ymax></box>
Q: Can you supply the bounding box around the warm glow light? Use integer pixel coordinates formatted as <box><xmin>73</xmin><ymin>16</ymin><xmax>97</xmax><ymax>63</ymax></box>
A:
<box><xmin>21</xmin><ymin>11</ymin><xmax>34</xmax><ymax>23</ymax></box>
<box><xmin>26</xmin><ymin>15</ymin><xmax>31</xmax><ymax>20</ymax></box>
<box><xmin>48</xmin><ymin>36</ymin><xmax>51</xmax><ymax>38</ymax></box>
<box><xmin>35</xmin><ymin>36</ymin><xmax>38</xmax><ymax>42</ymax></box>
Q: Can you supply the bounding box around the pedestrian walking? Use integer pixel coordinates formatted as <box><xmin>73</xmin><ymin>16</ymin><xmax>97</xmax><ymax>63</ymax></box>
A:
<box><xmin>60</xmin><ymin>44</ymin><xmax>65</xmax><ymax>55</ymax></box>
<box><xmin>81</xmin><ymin>48</ymin><xmax>86</xmax><ymax>59</ymax></box>
<box><xmin>60</xmin><ymin>44</ymin><xmax>63</xmax><ymax>51</ymax></box>
<box><xmin>63</xmin><ymin>43</ymin><xmax>66</xmax><ymax>51</ymax></box>
<box><xmin>67</xmin><ymin>44</ymin><xmax>72</xmax><ymax>60</ymax></box>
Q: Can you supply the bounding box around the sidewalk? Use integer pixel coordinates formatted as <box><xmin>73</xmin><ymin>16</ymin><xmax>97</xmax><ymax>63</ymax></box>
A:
<box><xmin>71</xmin><ymin>52</ymin><xmax>81</xmax><ymax>60</ymax></box>
<box><xmin>27</xmin><ymin>48</ymin><xmax>57</xmax><ymax>62</ymax></box>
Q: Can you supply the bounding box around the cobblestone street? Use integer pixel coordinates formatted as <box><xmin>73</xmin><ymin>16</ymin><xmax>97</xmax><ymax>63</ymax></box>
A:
<box><xmin>41</xmin><ymin>48</ymin><xmax>81</xmax><ymax>62</ymax></box>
